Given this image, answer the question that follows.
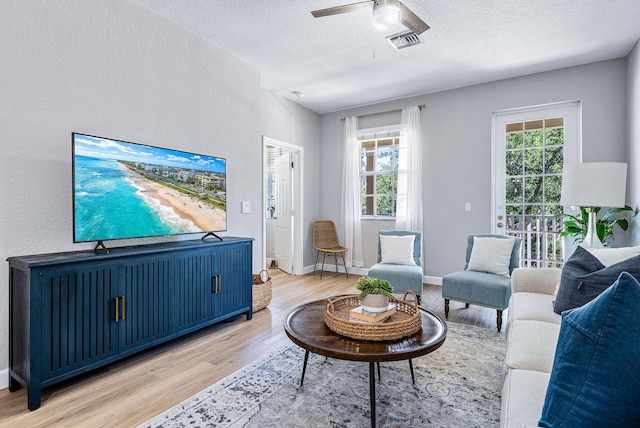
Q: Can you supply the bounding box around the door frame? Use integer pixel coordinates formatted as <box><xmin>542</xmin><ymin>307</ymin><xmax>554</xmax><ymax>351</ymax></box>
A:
<box><xmin>491</xmin><ymin>100</ymin><xmax>582</xmax><ymax>234</ymax></box>
<box><xmin>262</xmin><ymin>136</ymin><xmax>304</xmax><ymax>275</ymax></box>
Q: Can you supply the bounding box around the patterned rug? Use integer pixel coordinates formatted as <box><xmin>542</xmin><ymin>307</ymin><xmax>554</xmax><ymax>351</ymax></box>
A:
<box><xmin>140</xmin><ymin>322</ymin><xmax>505</xmax><ymax>428</ymax></box>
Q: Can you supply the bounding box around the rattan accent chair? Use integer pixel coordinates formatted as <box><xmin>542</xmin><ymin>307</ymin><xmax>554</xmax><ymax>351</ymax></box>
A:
<box><xmin>312</xmin><ymin>220</ymin><xmax>348</xmax><ymax>278</ymax></box>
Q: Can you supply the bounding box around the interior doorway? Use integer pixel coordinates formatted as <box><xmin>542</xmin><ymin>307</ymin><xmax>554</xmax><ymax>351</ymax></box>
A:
<box><xmin>263</xmin><ymin>136</ymin><xmax>304</xmax><ymax>275</ymax></box>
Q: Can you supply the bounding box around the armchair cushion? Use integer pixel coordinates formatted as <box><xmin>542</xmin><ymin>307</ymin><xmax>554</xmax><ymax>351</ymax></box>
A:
<box><xmin>379</xmin><ymin>234</ymin><xmax>417</xmax><ymax>265</ymax></box>
<box><xmin>467</xmin><ymin>236</ymin><xmax>516</xmax><ymax>277</ymax></box>
<box><xmin>539</xmin><ymin>272</ymin><xmax>640</xmax><ymax>427</ymax></box>
<box><xmin>442</xmin><ymin>270</ymin><xmax>511</xmax><ymax>310</ymax></box>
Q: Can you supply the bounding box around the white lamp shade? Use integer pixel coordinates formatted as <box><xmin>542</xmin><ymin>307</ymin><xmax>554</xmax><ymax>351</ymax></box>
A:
<box><xmin>561</xmin><ymin>162</ymin><xmax>627</xmax><ymax>208</ymax></box>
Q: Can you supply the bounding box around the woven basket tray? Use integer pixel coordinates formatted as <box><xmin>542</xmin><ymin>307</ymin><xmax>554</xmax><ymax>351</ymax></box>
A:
<box><xmin>324</xmin><ymin>291</ymin><xmax>421</xmax><ymax>341</ymax></box>
<box><xmin>252</xmin><ymin>270</ymin><xmax>272</xmax><ymax>312</ymax></box>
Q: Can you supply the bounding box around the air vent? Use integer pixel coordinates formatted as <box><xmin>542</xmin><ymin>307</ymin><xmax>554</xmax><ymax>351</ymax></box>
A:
<box><xmin>386</xmin><ymin>30</ymin><xmax>422</xmax><ymax>50</ymax></box>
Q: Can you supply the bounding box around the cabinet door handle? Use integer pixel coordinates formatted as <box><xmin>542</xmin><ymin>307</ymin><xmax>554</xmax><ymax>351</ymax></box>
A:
<box><xmin>114</xmin><ymin>297</ymin><xmax>120</xmax><ymax>322</ymax></box>
<box><xmin>212</xmin><ymin>274</ymin><xmax>221</xmax><ymax>293</ymax></box>
<box><xmin>120</xmin><ymin>296</ymin><xmax>125</xmax><ymax>320</ymax></box>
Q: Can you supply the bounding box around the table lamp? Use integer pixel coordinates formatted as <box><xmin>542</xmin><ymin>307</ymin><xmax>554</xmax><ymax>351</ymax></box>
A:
<box><xmin>560</xmin><ymin>162</ymin><xmax>627</xmax><ymax>248</ymax></box>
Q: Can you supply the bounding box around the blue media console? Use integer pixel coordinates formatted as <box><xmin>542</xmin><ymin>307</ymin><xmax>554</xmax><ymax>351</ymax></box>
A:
<box><xmin>8</xmin><ymin>237</ymin><xmax>253</xmax><ymax>410</ymax></box>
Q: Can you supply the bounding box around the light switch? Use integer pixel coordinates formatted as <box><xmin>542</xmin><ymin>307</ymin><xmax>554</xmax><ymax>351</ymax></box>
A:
<box><xmin>464</xmin><ymin>203</ymin><xmax>472</xmax><ymax>212</ymax></box>
<box><xmin>241</xmin><ymin>201</ymin><xmax>251</xmax><ymax>213</ymax></box>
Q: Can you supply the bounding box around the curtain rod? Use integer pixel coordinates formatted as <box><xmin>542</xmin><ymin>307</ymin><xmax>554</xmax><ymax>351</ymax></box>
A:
<box><xmin>340</xmin><ymin>104</ymin><xmax>424</xmax><ymax>121</ymax></box>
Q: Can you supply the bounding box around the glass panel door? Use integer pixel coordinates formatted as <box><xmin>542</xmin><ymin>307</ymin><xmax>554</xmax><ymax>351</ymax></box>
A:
<box><xmin>493</xmin><ymin>102</ymin><xmax>581</xmax><ymax>267</ymax></box>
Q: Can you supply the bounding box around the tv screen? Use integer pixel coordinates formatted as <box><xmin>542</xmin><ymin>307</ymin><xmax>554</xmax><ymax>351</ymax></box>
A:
<box><xmin>73</xmin><ymin>133</ymin><xmax>226</xmax><ymax>244</ymax></box>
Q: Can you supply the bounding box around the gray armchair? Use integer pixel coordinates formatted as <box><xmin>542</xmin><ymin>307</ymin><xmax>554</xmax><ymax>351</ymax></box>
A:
<box><xmin>442</xmin><ymin>234</ymin><xmax>521</xmax><ymax>332</ymax></box>
<box><xmin>368</xmin><ymin>230</ymin><xmax>424</xmax><ymax>304</ymax></box>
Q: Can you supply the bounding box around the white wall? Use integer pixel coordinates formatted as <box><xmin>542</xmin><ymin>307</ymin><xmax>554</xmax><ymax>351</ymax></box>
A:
<box><xmin>0</xmin><ymin>0</ymin><xmax>267</xmax><ymax>375</ymax></box>
<box><xmin>628</xmin><ymin>40</ymin><xmax>640</xmax><ymax>245</ymax></box>
<box><xmin>320</xmin><ymin>59</ymin><xmax>629</xmax><ymax>278</ymax></box>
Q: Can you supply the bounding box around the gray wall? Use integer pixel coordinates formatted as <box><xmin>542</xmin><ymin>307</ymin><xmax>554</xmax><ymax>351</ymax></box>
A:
<box><xmin>629</xmin><ymin>40</ymin><xmax>640</xmax><ymax>245</ymax></box>
<box><xmin>0</xmin><ymin>1</ymin><xmax>319</xmax><ymax>377</ymax></box>
<box><xmin>260</xmin><ymin>88</ymin><xmax>321</xmax><ymax>269</ymax></box>
<box><xmin>320</xmin><ymin>59</ymin><xmax>629</xmax><ymax>279</ymax></box>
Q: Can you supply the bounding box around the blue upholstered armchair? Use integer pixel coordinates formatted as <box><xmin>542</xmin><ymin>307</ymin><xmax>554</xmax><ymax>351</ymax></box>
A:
<box><xmin>442</xmin><ymin>234</ymin><xmax>522</xmax><ymax>332</ymax></box>
<box><xmin>368</xmin><ymin>230</ymin><xmax>424</xmax><ymax>304</ymax></box>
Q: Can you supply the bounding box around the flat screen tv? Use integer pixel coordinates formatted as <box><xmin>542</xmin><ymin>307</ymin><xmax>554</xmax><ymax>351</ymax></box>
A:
<box><xmin>73</xmin><ymin>133</ymin><xmax>226</xmax><ymax>249</ymax></box>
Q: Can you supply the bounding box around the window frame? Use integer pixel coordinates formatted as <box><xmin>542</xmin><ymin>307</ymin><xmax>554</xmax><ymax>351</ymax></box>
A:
<box><xmin>358</xmin><ymin>125</ymin><xmax>403</xmax><ymax>219</ymax></box>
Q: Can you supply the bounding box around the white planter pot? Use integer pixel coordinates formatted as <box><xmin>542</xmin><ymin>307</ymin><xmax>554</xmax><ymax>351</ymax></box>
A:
<box><xmin>361</xmin><ymin>294</ymin><xmax>390</xmax><ymax>313</ymax></box>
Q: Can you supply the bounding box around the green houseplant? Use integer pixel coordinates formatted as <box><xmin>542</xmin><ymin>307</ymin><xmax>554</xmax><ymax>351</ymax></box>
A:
<box><xmin>356</xmin><ymin>276</ymin><xmax>394</xmax><ymax>299</ymax></box>
<box><xmin>560</xmin><ymin>205</ymin><xmax>638</xmax><ymax>246</ymax></box>
<box><xmin>356</xmin><ymin>276</ymin><xmax>394</xmax><ymax>313</ymax></box>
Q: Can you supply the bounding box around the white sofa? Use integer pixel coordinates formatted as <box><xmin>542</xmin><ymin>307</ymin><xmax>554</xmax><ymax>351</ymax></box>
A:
<box><xmin>500</xmin><ymin>267</ymin><xmax>562</xmax><ymax>428</ymax></box>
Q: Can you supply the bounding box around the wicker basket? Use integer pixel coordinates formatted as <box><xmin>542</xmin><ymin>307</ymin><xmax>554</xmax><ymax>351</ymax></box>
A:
<box><xmin>324</xmin><ymin>291</ymin><xmax>421</xmax><ymax>341</ymax></box>
<box><xmin>252</xmin><ymin>270</ymin><xmax>272</xmax><ymax>312</ymax></box>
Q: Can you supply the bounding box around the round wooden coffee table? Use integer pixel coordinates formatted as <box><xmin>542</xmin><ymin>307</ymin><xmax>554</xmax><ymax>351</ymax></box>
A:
<box><xmin>284</xmin><ymin>298</ymin><xmax>447</xmax><ymax>427</ymax></box>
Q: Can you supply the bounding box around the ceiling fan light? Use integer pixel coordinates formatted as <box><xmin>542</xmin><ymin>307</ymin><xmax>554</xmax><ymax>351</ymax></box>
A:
<box><xmin>372</xmin><ymin>5</ymin><xmax>399</xmax><ymax>30</ymax></box>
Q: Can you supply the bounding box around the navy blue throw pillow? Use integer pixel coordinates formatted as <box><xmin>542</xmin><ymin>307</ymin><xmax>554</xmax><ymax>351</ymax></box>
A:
<box><xmin>553</xmin><ymin>246</ymin><xmax>605</xmax><ymax>314</ymax></box>
<box><xmin>539</xmin><ymin>272</ymin><xmax>640</xmax><ymax>427</ymax></box>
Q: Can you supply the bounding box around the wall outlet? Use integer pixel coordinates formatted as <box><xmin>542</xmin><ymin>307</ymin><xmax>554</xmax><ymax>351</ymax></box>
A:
<box><xmin>464</xmin><ymin>202</ymin><xmax>472</xmax><ymax>212</ymax></box>
<box><xmin>241</xmin><ymin>201</ymin><xmax>251</xmax><ymax>213</ymax></box>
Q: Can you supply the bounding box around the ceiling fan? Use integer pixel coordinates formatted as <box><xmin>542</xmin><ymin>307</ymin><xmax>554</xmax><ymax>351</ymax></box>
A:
<box><xmin>311</xmin><ymin>0</ymin><xmax>430</xmax><ymax>35</ymax></box>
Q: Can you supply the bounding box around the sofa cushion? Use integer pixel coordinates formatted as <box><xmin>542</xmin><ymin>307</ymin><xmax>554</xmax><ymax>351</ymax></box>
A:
<box><xmin>553</xmin><ymin>246</ymin><xmax>640</xmax><ymax>314</ymax></box>
<box><xmin>504</xmin><ymin>320</ymin><xmax>560</xmax><ymax>376</ymax></box>
<box><xmin>467</xmin><ymin>236</ymin><xmax>516</xmax><ymax>277</ymax></box>
<box><xmin>586</xmin><ymin>245</ymin><xmax>640</xmax><ymax>266</ymax></box>
<box><xmin>379</xmin><ymin>234</ymin><xmax>416</xmax><ymax>265</ymax></box>
<box><xmin>539</xmin><ymin>272</ymin><xmax>640</xmax><ymax>427</ymax></box>
<box><xmin>506</xmin><ymin>292</ymin><xmax>560</xmax><ymax>333</ymax></box>
<box><xmin>501</xmin><ymin>369</ymin><xmax>550</xmax><ymax>428</ymax></box>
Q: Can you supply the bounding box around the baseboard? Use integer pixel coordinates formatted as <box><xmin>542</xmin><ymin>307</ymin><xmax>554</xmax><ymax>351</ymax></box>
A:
<box><xmin>304</xmin><ymin>265</ymin><xmax>443</xmax><ymax>285</ymax></box>
<box><xmin>424</xmin><ymin>275</ymin><xmax>443</xmax><ymax>286</ymax></box>
<box><xmin>304</xmin><ymin>264</ymin><xmax>368</xmax><ymax>276</ymax></box>
<box><xmin>0</xmin><ymin>368</ymin><xmax>8</xmax><ymax>390</ymax></box>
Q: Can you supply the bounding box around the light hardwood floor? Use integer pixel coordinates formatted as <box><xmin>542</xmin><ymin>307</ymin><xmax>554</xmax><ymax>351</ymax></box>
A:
<box><xmin>0</xmin><ymin>269</ymin><xmax>498</xmax><ymax>427</ymax></box>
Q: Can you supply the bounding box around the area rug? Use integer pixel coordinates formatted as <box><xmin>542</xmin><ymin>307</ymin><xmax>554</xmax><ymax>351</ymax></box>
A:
<box><xmin>140</xmin><ymin>322</ymin><xmax>505</xmax><ymax>428</ymax></box>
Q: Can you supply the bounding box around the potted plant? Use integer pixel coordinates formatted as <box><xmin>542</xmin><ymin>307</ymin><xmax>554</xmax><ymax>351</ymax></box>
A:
<box><xmin>560</xmin><ymin>205</ymin><xmax>638</xmax><ymax>246</ymax></box>
<box><xmin>356</xmin><ymin>276</ymin><xmax>394</xmax><ymax>313</ymax></box>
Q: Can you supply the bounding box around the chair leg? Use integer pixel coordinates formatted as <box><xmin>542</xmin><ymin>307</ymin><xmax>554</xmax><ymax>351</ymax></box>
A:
<box><xmin>313</xmin><ymin>250</ymin><xmax>321</xmax><ymax>276</ymax></box>
<box><xmin>444</xmin><ymin>299</ymin><xmax>449</xmax><ymax>318</ymax></box>
<box><xmin>416</xmin><ymin>294</ymin><xmax>421</xmax><ymax>305</ymax></box>
<box><xmin>320</xmin><ymin>252</ymin><xmax>328</xmax><ymax>279</ymax></box>
<box><xmin>340</xmin><ymin>252</ymin><xmax>348</xmax><ymax>277</ymax></box>
<box><xmin>497</xmin><ymin>310</ymin><xmax>503</xmax><ymax>332</ymax></box>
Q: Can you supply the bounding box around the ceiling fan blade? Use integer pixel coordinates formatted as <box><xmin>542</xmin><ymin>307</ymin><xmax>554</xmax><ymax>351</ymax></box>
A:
<box><xmin>398</xmin><ymin>1</ymin><xmax>430</xmax><ymax>34</ymax></box>
<box><xmin>311</xmin><ymin>1</ymin><xmax>373</xmax><ymax>18</ymax></box>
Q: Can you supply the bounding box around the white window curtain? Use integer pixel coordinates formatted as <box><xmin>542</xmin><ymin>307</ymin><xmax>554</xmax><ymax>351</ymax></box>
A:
<box><xmin>396</xmin><ymin>106</ymin><xmax>423</xmax><ymax>232</ymax></box>
<box><xmin>341</xmin><ymin>116</ymin><xmax>364</xmax><ymax>268</ymax></box>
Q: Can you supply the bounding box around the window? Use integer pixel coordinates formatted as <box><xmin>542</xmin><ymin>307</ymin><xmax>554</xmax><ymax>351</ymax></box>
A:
<box><xmin>264</xmin><ymin>146</ymin><xmax>289</xmax><ymax>218</ymax></box>
<box><xmin>505</xmin><ymin>117</ymin><xmax>565</xmax><ymax>267</ymax></box>
<box><xmin>360</xmin><ymin>130</ymin><xmax>403</xmax><ymax>217</ymax></box>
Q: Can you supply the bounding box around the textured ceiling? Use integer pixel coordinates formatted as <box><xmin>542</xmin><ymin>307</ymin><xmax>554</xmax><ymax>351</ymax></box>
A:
<box><xmin>134</xmin><ymin>0</ymin><xmax>640</xmax><ymax>114</ymax></box>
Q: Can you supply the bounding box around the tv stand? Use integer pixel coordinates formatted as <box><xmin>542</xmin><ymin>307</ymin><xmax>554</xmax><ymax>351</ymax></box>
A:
<box><xmin>94</xmin><ymin>240</ymin><xmax>110</xmax><ymax>253</ymax></box>
<box><xmin>8</xmin><ymin>237</ymin><xmax>253</xmax><ymax>410</ymax></box>
<box><xmin>201</xmin><ymin>232</ymin><xmax>223</xmax><ymax>241</ymax></box>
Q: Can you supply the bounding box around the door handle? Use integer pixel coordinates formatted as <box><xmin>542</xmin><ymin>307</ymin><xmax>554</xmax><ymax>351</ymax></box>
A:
<box><xmin>212</xmin><ymin>274</ymin><xmax>221</xmax><ymax>293</ymax></box>
<box><xmin>114</xmin><ymin>296</ymin><xmax>126</xmax><ymax>321</ymax></box>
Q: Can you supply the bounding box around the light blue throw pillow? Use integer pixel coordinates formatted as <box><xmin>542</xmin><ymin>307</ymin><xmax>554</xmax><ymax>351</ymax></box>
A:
<box><xmin>539</xmin><ymin>272</ymin><xmax>640</xmax><ymax>427</ymax></box>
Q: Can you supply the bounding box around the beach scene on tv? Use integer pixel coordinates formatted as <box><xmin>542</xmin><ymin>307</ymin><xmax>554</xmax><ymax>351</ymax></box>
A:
<box><xmin>73</xmin><ymin>134</ymin><xmax>226</xmax><ymax>243</ymax></box>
